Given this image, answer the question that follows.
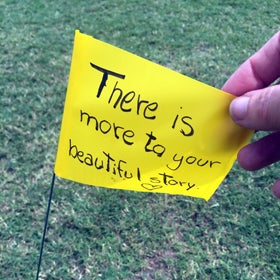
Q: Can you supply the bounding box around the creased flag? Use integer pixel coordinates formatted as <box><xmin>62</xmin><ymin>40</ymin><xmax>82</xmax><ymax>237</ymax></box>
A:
<box><xmin>54</xmin><ymin>30</ymin><xmax>252</xmax><ymax>200</ymax></box>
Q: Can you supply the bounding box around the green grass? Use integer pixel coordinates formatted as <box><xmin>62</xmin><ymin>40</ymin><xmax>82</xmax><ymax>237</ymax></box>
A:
<box><xmin>1</xmin><ymin>0</ymin><xmax>280</xmax><ymax>279</ymax></box>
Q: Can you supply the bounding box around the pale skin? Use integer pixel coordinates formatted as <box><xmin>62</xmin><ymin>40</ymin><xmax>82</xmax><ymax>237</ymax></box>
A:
<box><xmin>222</xmin><ymin>31</ymin><xmax>280</xmax><ymax>198</ymax></box>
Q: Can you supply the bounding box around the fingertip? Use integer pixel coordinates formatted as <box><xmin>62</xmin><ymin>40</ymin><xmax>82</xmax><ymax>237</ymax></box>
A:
<box><xmin>236</xmin><ymin>147</ymin><xmax>258</xmax><ymax>171</ymax></box>
<box><xmin>272</xmin><ymin>180</ymin><xmax>280</xmax><ymax>198</ymax></box>
<box><xmin>230</xmin><ymin>97</ymin><xmax>249</xmax><ymax>122</ymax></box>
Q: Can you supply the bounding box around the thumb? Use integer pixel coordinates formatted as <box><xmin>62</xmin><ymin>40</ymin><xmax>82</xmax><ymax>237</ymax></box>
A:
<box><xmin>229</xmin><ymin>85</ymin><xmax>280</xmax><ymax>131</ymax></box>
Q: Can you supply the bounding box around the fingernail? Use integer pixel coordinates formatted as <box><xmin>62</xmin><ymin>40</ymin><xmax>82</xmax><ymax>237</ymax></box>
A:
<box><xmin>230</xmin><ymin>97</ymin><xmax>249</xmax><ymax>121</ymax></box>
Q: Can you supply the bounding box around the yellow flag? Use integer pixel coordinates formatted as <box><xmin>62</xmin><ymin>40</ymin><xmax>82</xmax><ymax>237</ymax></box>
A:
<box><xmin>54</xmin><ymin>30</ymin><xmax>252</xmax><ymax>200</ymax></box>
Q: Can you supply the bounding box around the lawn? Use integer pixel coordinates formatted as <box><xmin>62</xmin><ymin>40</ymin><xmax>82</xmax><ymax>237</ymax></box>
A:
<box><xmin>1</xmin><ymin>0</ymin><xmax>280</xmax><ymax>279</ymax></box>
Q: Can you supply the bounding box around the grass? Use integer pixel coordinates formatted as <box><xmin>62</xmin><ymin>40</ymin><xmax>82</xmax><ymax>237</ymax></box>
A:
<box><xmin>1</xmin><ymin>0</ymin><xmax>280</xmax><ymax>279</ymax></box>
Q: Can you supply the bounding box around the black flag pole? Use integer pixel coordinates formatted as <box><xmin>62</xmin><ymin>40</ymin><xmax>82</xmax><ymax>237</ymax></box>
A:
<box><xmin>36</xmin><ymin>172</ymin><xmax>56</xmax><ymax>280</ymax></box>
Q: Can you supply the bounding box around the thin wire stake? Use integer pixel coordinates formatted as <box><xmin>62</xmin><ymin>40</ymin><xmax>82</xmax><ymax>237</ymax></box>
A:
<box><xmin>36</xmin><ymin>172</ymin><xmax>56</xmax><ymax>280</ymax></box>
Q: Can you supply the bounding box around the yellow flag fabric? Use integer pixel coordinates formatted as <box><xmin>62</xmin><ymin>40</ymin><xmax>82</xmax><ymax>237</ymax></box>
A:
<box><xmin>54</xmin><ymin>30</ymin><xmax>252</xmax><ymax>200</ymax></box>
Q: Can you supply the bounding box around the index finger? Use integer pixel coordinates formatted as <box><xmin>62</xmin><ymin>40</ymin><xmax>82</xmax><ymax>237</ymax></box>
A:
<box><xmin>222</xmin><ymin>31</ymin><xmax>280</xmax><ymax>96</ymax></box>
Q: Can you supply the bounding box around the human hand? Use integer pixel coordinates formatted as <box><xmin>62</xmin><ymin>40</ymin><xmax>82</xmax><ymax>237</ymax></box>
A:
<box><xmin>222</xmin><ymin>31</ymin><xmax>280</xmax><ymax>198</ymax></box>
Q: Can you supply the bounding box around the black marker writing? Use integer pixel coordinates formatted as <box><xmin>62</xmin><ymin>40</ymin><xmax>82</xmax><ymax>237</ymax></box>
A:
<box><xmin>167</xmin><ymin>153</ymin><xmax>221</xmax><ymax>171</ymax></box>
<box><xmin>144</xmin><ymin>131</ymin><xmax>166</xmax><ymax>157</ymax></box>
<box><xmin>171</xmin><ymin>107</ymin><xmax>194</xmax><ymax>137</ymax></box>
<box><xmin>80</xmin><ymin>109</ymin><xmax>135</xmax><ymax>145</ymax></box>
<box><xmin>68</xmin><ymin>139</ymin><xmax>138</xmax><ymax>179</ymax></box>
<box><xmin>90</xmin><ymin>63</ymin><xmax>125</xmax><ymax>97</ymax></box>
